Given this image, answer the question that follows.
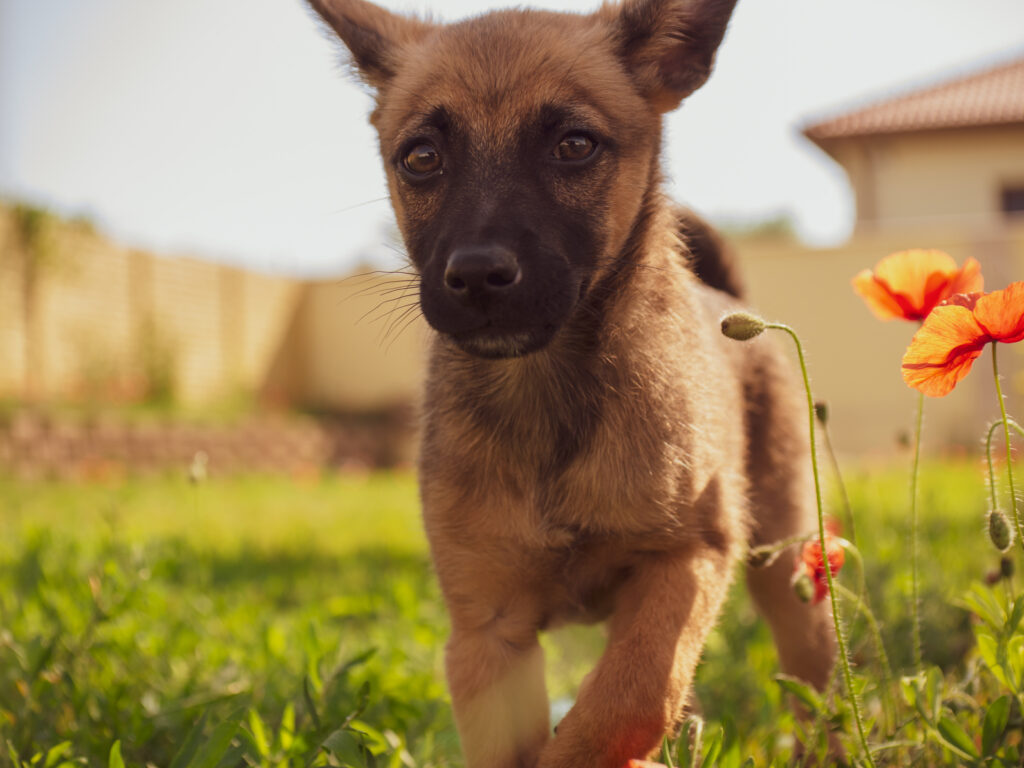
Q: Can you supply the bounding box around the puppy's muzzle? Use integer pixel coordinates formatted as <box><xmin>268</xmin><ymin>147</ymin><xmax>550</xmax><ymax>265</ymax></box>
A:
<box><xmin>443</xmin><ymin>245</ymin><xmax>522</xmax><ymax>305</ymax></box>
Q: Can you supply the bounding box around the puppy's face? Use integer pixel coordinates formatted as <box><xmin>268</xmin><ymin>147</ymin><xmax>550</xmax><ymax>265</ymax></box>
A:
<box><xmin>377</xmin><ymin>14</ymin><xmax>659</xmax><ymax>358</ymax></box>
<box><xmin>310</xmin><ymin>0</ymin><xmax>736</xmax><ymax>357</ymax></box>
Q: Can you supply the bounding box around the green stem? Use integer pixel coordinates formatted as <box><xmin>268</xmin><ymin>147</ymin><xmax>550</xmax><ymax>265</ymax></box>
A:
<box><xmin>991</xmin><ymin>343</ymin><xmax>1024</xmax><ymax>553</ymax></box>
<box><xmin>909</xmin><ymin>390</ymin><xmax>924</xmax><ymax>673</ymax></box>
<box><xmin>986</xmin><ymin>420</ymin><xmax>1002</xmax><ymax>512</ymax></box>
<box><xmin>834</xmin><ymin>582</ymin><xmax>896</xmax><ymax>734</ymax></box>
<box><xmin>986</xmin><ymin>418</ymin><xmax>1024</xmax><ymax>529</ymax></box>
<box><xmin>747</xmin><ymin>531</ymin><xmax>818</xmax><ymax>567</ymax></box>
<box><xmin>767</xmin><ymin>323</ymin><xmax>876</xmax><ymax>768</ymax></box>
<box><xmin>800</xmin><ymin>661</ymin><xmax>842</xmax><ymax>768</ymax></box>
<box><xmin>820</xmin><ymin>415</ymin><xmax>857</xmax><ymax>546</ymax></box>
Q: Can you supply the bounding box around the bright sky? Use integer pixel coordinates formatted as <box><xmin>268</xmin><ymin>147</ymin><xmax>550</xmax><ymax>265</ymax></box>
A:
<box><xmin>1</xmin><ymin>0</ymin><xmax>1022</xmax><ymax>276</ymax></box>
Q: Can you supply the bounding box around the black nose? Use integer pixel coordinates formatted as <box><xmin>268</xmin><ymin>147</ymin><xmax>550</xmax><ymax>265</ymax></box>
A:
<box><xmin>444</xmin><ymin>246</ymin><xmax>521</xmax><ymax>300</ymax></box>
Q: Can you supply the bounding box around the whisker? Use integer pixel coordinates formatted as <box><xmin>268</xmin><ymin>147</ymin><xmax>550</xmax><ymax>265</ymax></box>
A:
<box><xmin>346</xmin><ymin>277</ymin><xmax>420</xmax><ymax>301</ymax></box>
<box><xmin>378</xmin><ymin>304</ymin><xmax>421</xmax><ymax>345</ymax></box>
<box><xmin>360</xmin><ymin>297</ymin><xmax>420</xmax><ymax>327</ymax></box>
<box><xmin>383</xmin><ymin>306</ymin><xmax>425</xmax><ymax>351</ymax></box>
<box><xmin>335</xmin><ymin>267</ymin><xmax>418</xmax><ymax>290</ymax></box>
<box><xmin>331</xmin><ymin>196</ymin><xmax>391</xmax><ymax>215</ymax></box>
<box><xmin>341</xmin><ymin>268</ymin><xmax>418</xmax><ymax>284</ymax></box>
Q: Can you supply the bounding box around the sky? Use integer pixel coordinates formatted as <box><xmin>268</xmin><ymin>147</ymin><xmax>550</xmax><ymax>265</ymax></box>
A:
<box><xmin>1</xmin><ymin>0</ymin><xmax>1023</xmax><ymax>277</ymax></box>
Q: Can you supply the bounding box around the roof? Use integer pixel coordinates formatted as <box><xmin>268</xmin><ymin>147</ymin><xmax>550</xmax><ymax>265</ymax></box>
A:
<box><xmin>803</xmin><ymin>53</ymin><xmax>1024</xmax><ymax>142</ymax></box>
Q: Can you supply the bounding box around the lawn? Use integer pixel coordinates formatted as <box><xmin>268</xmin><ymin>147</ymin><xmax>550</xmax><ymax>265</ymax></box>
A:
<box><xmin>0</xmin><ymin>460</ymin><xmax>1018</xmax><ymax>767</ymax></box>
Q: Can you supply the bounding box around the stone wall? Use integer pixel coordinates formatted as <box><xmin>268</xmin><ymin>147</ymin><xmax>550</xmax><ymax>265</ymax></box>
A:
<box><xmin>0</xmin><ymin>408</ymin><xmax>416</xmax><ymax>480</ymax></box>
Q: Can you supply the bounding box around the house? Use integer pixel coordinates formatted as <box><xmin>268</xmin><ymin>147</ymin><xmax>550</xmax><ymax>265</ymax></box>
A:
<box><xmin>732</xmin><ymin>53</ymin><xmax>1024</xmax><ymax>455</ymax></box>
<box><xmin>803</xmin><ymin>54</ymin><xmax>1024</xmax><ymax>234</ymax></box>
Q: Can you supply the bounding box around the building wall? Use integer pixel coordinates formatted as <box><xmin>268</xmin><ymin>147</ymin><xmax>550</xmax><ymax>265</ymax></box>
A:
<box><xmin>0</xmin><ymin>205</ymin><xmax>303</xmax><ymax>406</ymax></box>
<box><xmin>5</xmin><ymin>201</ymin><xmax>1024</xmax><ymax>458</ymax></box>
<box><xmin>735</xmin><ymin>223</ymin><xmax>1024</xmax><ymax>456</ymax></box>
<box><xmin>827</xmin><ymin>125</ymin><xmax>1024</xmax><ymax>232</ymax></box>
<box><xmin>285</xmin><ymin>275</ymin><xmax>429</xmax><ymax>411</ymax></box>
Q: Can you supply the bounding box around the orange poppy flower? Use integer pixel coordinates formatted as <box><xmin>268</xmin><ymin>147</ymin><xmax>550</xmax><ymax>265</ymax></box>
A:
<box><xmin>902</xmin><ymin>282</ymin><xmax>1024</xmax><ymax>397</ymax></box>
<box><xmin>797</xmin><ymin>534</ymin><xmax>845</xmax><ymax>604</ymax></box>
<box><xmin>852</xmin><ymin>249</ymin><xmax>983</xmax><ymax>322</ymax></box>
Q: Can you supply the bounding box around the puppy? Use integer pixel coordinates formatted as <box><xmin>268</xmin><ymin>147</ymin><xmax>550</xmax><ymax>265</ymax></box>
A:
<box><xmin>306</xmin><ymin>0</ymin><xmax>837</xmax><ymax>765</ymax></box>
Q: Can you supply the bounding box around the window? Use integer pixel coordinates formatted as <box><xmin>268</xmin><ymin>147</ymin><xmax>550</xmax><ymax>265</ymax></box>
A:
<box><xmin>1003</xmin><ymin>186</ymin><xmax>1024</xmax><ymax>218</ymax></box>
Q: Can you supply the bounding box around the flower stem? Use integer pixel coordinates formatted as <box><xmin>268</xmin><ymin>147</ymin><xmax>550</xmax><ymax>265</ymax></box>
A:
<box><xmin>986</xmin><ymin>418</ymin><xmax>1024</xmax><ymax>511</ymax></box>
<box><xmin>834</xmin><ymin>581</ymin><xmax>896</xmax><ymax>734</ymax></box>
<box><xmin>986</xmin><ymin>419</ymin><xmax>1001</xmax><ymax>512</ymax></box>
<box><xmin>767</xmin><ymin>323</ymin><xmax>875</xmax><ymax>768</ymax></box>
<box><xmin>991</xmin><ymin>342</ymin><xmax>1024</xmax><ymax>552</ymax></box>
<box><xmin>909</xmin><ymin>390</ymin><xmax>924</xmax><ymax>673</ymax></box>
<box><xmin>819</xmin><ymin>414</ymin><xmax>857</xmax><ymax>546</ymax></box>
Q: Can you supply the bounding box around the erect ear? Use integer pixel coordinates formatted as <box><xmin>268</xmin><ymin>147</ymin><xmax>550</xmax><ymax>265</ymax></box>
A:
<box><xmin>604</xmin><ymin>0</ymin><xmax>738</xmax><ymax>112</ymax></box>
<box><xmin>308</xmin><ymin>0</ymin><xmax>433</xmax><ymax>90</ymax></box>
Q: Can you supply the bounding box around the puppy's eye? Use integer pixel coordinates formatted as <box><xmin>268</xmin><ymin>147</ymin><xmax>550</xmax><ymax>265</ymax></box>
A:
<box><xmin>554</xmin><ymin>134</ymin><xmax>596</xmax><ymax>162</ymax></box>
<box><xmin>403</xmin><ymin>143</ymin><xmax>442</xmax><ymax>175</ymax></box>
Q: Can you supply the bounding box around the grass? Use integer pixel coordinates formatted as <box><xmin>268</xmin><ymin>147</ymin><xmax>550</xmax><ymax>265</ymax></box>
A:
<box><xmin>0</xmin><ymin>460</ymin><xmax>1018</xmax><ymax>766</ymax></box>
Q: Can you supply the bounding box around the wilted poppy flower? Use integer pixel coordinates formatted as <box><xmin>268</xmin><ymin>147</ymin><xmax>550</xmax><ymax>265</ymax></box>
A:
<box><xmin>902</xmin><ymin>282</ymin><xmax>1024</xmax><ymax>397</ymax></box>
<box><xmin>796</xmin><ymin>534</ymin><xmax>845</xmax><ymax>604</ymax></box>
<box><xmin>852</xmin><ymin>250</ymin><xmax>983</xmax><ymax>322</ymax></box>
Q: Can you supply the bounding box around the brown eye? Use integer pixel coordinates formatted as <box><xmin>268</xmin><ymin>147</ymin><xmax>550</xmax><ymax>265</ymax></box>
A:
<box><xmin>554</xmin><ymin>134</ymin><xmax>596</xmax><ymax>162</ymax></box>
<box><xmin>403</xmin><ymin>143</ymin><xmax>441</xmax><ymax>175</ymax></box>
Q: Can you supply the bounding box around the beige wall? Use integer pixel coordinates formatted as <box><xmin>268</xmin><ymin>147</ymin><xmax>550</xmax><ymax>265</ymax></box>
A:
<box><xmin>736</xmin><ymin>224</ymin><xmax>1024</xmax><ymax>456</ymax></box>
<box><xmin>279</xmin><ymin>275</ymin><xmax>428</xmax><ymax>411</ymax></box>
<box><xmin>6</xmin><ymin>200</ymin><xmax>1024</xmax><ymax>458</ymax></box>
<box><xmin>824</xmin><ymin>125</ymin><xmax>1024</xmax><ymax>232</ymax></box>
<box><xmin>0</xmin><ymin>205</ymin><xmax>303</xmax><ymax>406</ymax></box>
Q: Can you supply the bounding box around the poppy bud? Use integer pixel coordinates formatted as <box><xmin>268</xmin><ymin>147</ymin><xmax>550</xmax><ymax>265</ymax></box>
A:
<box><xmin>987</xmin><ymin>509</ymin><xmax>1013</xmax><ymax>552</ymax></box>
<box><xmin>1000</xmin><ymin>555</ymin><xmax>1015</xmax><ymax>579</ymax></box>
<box><xmin>791</xmin><ymin>569</ymin><xmax>815</xmax><ymax>603</ymax></box>
<box><xmin>720</xmin><ymin>312</ymin><xmax>766</xmax><ymax>341</ymax></box>
<box><xmin>814</xmin><ymin>401</ymin><xmax>829</xmax><ymax>425</ymax></box>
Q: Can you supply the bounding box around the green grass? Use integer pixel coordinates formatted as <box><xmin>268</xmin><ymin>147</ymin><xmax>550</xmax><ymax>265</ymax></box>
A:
<box><xmin>0</xmin><ymin>461</ymin><xmax>1019</xmax><ymax>766</ymax></box>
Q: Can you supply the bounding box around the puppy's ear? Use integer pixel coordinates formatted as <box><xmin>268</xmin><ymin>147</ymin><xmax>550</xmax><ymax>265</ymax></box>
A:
<box><xmin>605</xmin><ymin>0</ymin><xmax>737</xmax><ymax>112</ymax></box>
<box><xmin>308</xmin><ymin>0</ymin><xmax>432</xmax><ymax>90</ymax></box>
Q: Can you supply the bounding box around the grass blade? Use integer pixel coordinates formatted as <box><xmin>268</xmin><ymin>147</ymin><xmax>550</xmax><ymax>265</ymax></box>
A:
<box><xmin>982</xmin><ymin>695</ymin><xmax>1011</xmax><ymax>756</ymax></box>
<box><xmin>169</xmin><ymin>711</ymin><xmax>210</xmax><ymax>768</ymax></box>
<box><xmin>107</xmin><ymin>741</ymin><xmax>124</xmax><ymax>768</ymax></box>
<box><xmin>188</xmin><ymin>707</ymin><xmax>246</xmax><ymax>768</ymax></box>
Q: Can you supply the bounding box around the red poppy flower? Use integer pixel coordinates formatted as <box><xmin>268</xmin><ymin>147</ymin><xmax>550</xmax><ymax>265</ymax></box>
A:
<box><xmin>623</xmin><ymin>762</ymin><xmax>668</xmax><ymax>768</ymax></box>
<box><xmin>852</xmin><ymin>250</ymin><xmax>983</xmax><ymax>322</ymax></box>
<box><xmin>797</xmin><ymin>534</ymin><xmax>845</xmax><ymax>604</ymax></box>
<box><xmin>902</xmin><ymin>282</ymin><xmax>1024</xmax><ymax>397</ymax></box>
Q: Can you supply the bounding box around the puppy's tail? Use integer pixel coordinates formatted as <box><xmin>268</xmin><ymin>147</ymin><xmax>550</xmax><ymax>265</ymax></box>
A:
<box><xmin>673</xmin><ymin>206</ymin><xmax>745</xmax><ymax>300</ymax></box>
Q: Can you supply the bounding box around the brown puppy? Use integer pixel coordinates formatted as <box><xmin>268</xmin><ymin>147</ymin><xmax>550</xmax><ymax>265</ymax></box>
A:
<box><xmin>306</xmin><ymin>1</ymin><xmax>836</xmax><ymax>765</ymax></box>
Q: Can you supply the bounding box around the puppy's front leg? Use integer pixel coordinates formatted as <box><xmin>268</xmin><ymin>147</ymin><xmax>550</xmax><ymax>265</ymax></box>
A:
<box><xmin>447</xmin><ymin>627</ymin><xmax>549</xmax><ymax>768</ymax></box>
<box><xmin>536</xmin><ymin>545</ymin><xmax>733</xmax><ymax>768</ymax></box>
<box><xmin>436</xmin><ymin>548</ymin><xmax>551</xmax><ymax>768</ymax></box>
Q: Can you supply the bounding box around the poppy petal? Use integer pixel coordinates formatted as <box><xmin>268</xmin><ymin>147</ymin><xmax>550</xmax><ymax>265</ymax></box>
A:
<box><xmin>852</xmin><ymin>269</ymin><xmax>908</xmax><ymax>320</ymax></box>
<box><xmin>902</xmin><ymin>303</ymin><xmax>987</xmax><ymax>396</ymax></box>
<box><xmin>974</xmin><ymin>281</ymin><xmax>1024</xmax><ymax>344</ymax></box>
<box><xmin>947</xmin><ymin>257</ymin><xmax>984</xmax><ymax>296</ymax></box>
<box><xmin>873</xmin><ymin>249</ymin><xmax>959</xmax><ymax>319</ymax></box>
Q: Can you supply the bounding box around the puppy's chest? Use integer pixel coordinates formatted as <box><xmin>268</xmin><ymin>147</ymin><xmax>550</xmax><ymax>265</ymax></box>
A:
<box><xmin>459</xmin><ymin>392</ymin><xmax>683</xmax><ymax>535</ymax></box>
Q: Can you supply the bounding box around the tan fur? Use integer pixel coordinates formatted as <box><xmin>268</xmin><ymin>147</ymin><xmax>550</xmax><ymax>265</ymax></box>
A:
<box><xmin>306</xmin><ymin>1</ymin><xmax>837</xmax><ymax>764</ymax></box>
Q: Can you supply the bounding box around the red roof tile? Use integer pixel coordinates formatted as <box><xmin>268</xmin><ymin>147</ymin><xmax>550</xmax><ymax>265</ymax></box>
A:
<box><xmin>804</xmin><ymin>53</ymin><xmax>1024</xmax><ymax>142</ymax></box>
